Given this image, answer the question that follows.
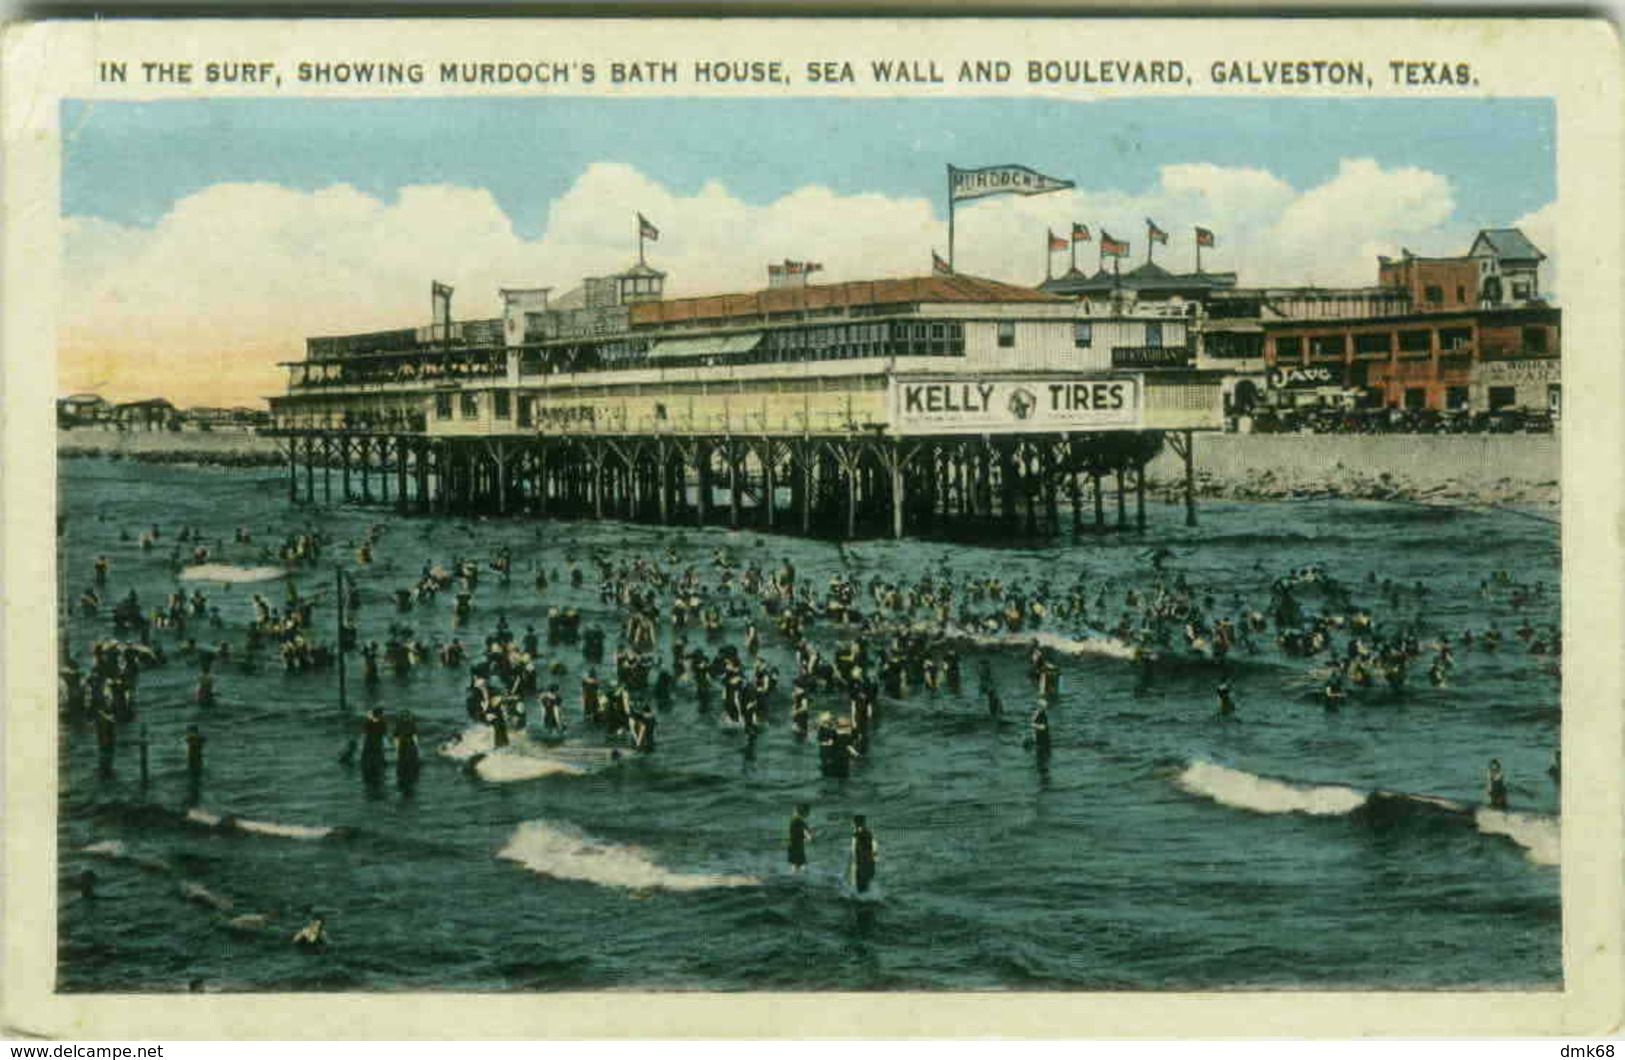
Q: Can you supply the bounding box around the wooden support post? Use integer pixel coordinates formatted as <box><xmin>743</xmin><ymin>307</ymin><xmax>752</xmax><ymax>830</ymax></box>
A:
<box><xmin>1115</xmin><ymin>466</ymin><xmax>1127</xmax><ymax>530</ymax></box>
<box><xmin>1135</xmin><ymin>462</ymin><xmax>1147</xmax><ymax>531</ymax></box>
<box><xmin>800</xmin><ymin>445</ymin><xmax>812</xmax><ymax>535</ymax></box>
<box><xmin>1044</xmin><ymin>442</ymin><xmax>1060</xmax><ymax>535</ymax></box>
<box><xmin>341</xmin><ymin>435</ymin><xmax>352</xmax><ymax>501</ymax></box>
<box><xmin>322</xmin><ymin>438</ymin><xmax>333</xmax><ymax>503</ymax></box>
<box><xmin>1183</xmin><ymin>429</ymin><xmax>1198</xmax><ymax>528</ymax></box>
<box><xmin>845</xmin><ymin>450</ymin><xmax>858</xmax><ymax>540</ymax></box>
<box><xmin>592</xmin><ymin>446</ymin><xmax>605</xmax><ymax>520</ymax></box>
<box><xmin>361</xmin><ymin>438</ymin><xmax>374</xmax><ymax>503</ymax></box>
<box><xmin>287</xmin><ymin>439</ymin><xmax>299</xmax><ymax>503</ymax></box>
<box><xmin>657</xmin><ymin>445</ymin><xmax>670</xmax><ymax>525</ymax></box>
<box><xmin>897</xmin><ymin>442</ymin><xmax>910</xmax><ymax>539</ymax></box>
<box><xmin>728</xmin><ymin>441</ymin><xmax>741</xmax><ymax>529</ymax></box>
<box><xmin>697</xmin><ymin>445</ymin><xmax>711</xmax><ymax>527</ymax></box>
<box><xmin>495</xmin><ymin>441</ymin><xmax>508</xmax><ymax>515</ymax></box>
<box><xmin>762</xmin><ymin>442</ymin><xmax>777</xmax><ymax>529</ymax></box>
<box><xmin>395</xmin><ymin>438</ymin><xmax>407</xmax><ymax>511</ymax></box>
<box><xmin>1093</xmin><ymin>470</ymin><xmax>1105</xmax><ymax>532</ymax></box>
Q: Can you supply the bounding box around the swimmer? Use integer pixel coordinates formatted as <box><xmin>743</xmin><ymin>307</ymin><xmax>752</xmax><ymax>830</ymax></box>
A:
<box><xmin>849</xmin><ymin>815</ymin><xmax>878</xmax><ymax>896</ymax></box>
<box><xmin>292</xmin><ymin>915</ymin><xmax>328</xmax><ymax>950</ymax></box>
<box><xmin>1486</xmin><ymin>758</ymin><xmax>1509</xmax><ymax>811</ymax></box>
<box><xmin>787</xmin><ymin>804</ymin><xmax>814</xmax><ymax>873</ymax></box>
<box><xmin>1215</xmin><ymin>681</ymin><xmax>1237</xmax><ymax>719</ymax></box>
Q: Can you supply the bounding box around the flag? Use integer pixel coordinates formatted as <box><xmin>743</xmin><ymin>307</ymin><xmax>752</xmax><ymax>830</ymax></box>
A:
<box><xmin>1146</xmin><ymin>218</ymin><xmax>1169</xmax><ymax>245</ymax></box>
<box><xmin>638</xmin><ymin>213</ymin><xmax>660</xmax><ymax>241</ymax></box>
<box><xmin>949</xmin><ymin>163</ymin><xmax>1074</xmax><ymax>202</ymax></box>
<box><xmin>1072</xmin><ymin>223</ymin><xmax>1091</xmax><ymax>243</ymax></box>
<box><xmin>785</xmin><ymin>260</ymin><xmax>804</xmax><ymax>274</ymax></box>
<box><xmin>1048</xmin><ymin>229</ymin><xmax>1069</xmax><ymax>252</ymax></box>
<box><xmin>431</xmin><ymin>280</ymin><xmax>454</xmax><ymax>299</ymax></box>
<box><xmin>1195</xmin><ymin>226</ymin><xmax>1216</xmax><ymax>248</ymax></box>
<box><xmin>1100</xmin><ymin>231</ymin><xmax>1130</xmax><ymax>257</ymax></box>
<box><xmin>932</xmin><ymin>250</ymin><xmax>953</xmax><ymax>275</ymax></box>
<box><xmin>806</xmin><ymin>262</ymin><xmax>824</xmax><ymax>273</ymax></box>
<box><xmin>768</xmin><ymin>264</ymin><xmax>785</xmax><ymax>277</ymax></box>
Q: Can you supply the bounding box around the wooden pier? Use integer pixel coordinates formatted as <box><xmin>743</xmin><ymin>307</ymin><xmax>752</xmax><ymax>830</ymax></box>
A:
<box><xmin>272</xmin><ymin>427</ymin><xmax>1198</xmax><ymax>539</ymax></box>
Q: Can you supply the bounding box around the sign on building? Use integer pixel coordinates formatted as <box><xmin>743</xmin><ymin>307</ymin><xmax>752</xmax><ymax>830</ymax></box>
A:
<box><xmin>891</xmin><ymin>376</ymin><xmax>1140</xmax><ymax>434</ymax></box>
<box><xmin>1268</xmin><ymin>365</ymin><xmax>1339</xmax><ymax>389</ymax></box>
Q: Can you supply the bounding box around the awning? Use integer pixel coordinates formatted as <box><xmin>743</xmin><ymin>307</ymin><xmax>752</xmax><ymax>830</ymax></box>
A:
<box><xmin>647</xmin><ymin>332</ymin><xmax>763</xmax><ymax>360</ymax></box>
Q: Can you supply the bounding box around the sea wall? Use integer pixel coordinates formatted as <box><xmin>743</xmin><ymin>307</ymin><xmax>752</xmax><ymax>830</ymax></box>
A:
<box><xmin>1146</xmin><ymin>433</ymin><xmax>1560</xmax><ymax>507</ymax></box>
<box><xmin>57</xmin><ymin>428</ymin><xmax>283</xmax><ymax>467</ymax></box>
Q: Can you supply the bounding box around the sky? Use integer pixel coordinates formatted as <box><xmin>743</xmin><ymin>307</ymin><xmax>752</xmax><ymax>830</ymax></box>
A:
<box><xmin>59</xmin><ymin>97</ymin><xmax>1556</xmax><ymax>407</ymax></box>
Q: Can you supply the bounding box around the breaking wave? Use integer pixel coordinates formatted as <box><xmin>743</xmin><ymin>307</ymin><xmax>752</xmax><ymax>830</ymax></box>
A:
<box><xmin>497</xmin><ymin>820</ymin><xmax>760</xmax><ymax>892</ymax></box>
<box><xmin>1175</xmin><ymin>760</ymin><xmax>1366</xmax><ymax>816</ymax></box>
<box><xmin>179</xmin><ymin>563</ymin><xmax>288</xmax><ymax>584</ymax></box>
<box><xmin>1173</xmin><ymin>760</ymin><xmax>1558</xmax><ymax>866</ymax></box>
<box><xmin>185</xmin><ymin>808</ymin><xmax>337</xmax><ymax>840</ymax></box>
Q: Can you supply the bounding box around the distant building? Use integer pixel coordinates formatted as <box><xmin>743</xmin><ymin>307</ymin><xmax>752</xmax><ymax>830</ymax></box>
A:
<box><xmin>112</xmin><ymin>398</ymin><xmax>178</xmax><ymax>431</ymax></box>
<box><xmin>57</xmin><ymin>393</ymin><xmax>110</xmax><ymax>427</ymax></box>
<box><xmin>1378</xmin><ymin>226</ymin><xmax>1548</xmax><ymax>310</ymax></box>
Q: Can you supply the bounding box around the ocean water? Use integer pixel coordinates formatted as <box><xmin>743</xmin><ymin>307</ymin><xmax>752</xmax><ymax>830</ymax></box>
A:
<box><xmin>56</xmin><ymin>458</ymin><xmax>1562</xmax><ymax>992</ymax></box>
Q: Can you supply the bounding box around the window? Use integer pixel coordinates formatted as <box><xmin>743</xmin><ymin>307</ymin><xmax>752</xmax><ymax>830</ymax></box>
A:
<box><xmin>1488</xmin><ymin>386</ymin><xmax>1517</xmax><ymax>411</ymax></box>
<box><xmin>1445</xmin><ymin>386</ymin><xmax>1470</xmax><ymax>410</ymax></box>
<box><xmin>997</xmin><ymin>321</ymin><xmax>1016</xmax><ymax>348</ymax></box>
<box><xmin>1439</xmin><ymin>328</ymin><xmax>1473</xmax><ymax>351</ymax></box>
<box><xmin>1144</xmin><ymin>322</ymin><xmax>1163</xmax><ymax>348</ymax></box>
<box><xmin>1511</xmin><ymin>282</ymin><xmax>1532</xmax><ymax>300</ymax></box>
<box><xmin>516</xmin><ymin>396</ymin><xmax>533</xmax><ymax>427</ymax></box>
<box><xmin>1522</xmin><ymin>327</ymin><xmax>1549</xmax><ymax>354</ymax></box>
<box><xmin>435</xmin><ymin>393</ymin><xmax>453</xmax><ymax>419</ymax></box>
<box><xmin>460</xmin><ymin>392</ymin><xmax>479</xmax><ymax>419</ymax></box>
<box><xmin>1547</xmin><ymin>384</ymin><xmax>1561</xmax><ymax>414</ymax></box>
<box><xmin>1424</xmin><ymin>285</ymin><xmax>1443</xmax><ymax>305</ymax></box>
<box><xmin>493</xmin><ymin>391</ymin><xmax>511</xmax><ymax>419</ymax></box>
<box><xmin>1398</xmin><ymin>329</ymin><xmax>1431</xmax><ymax>355</ymax></box>
<box><xmin>1404</xmin><ymin>387</ymin><xmax>1427</xmax><ymax>410</ymax></box>
<box><xmin>1456</xmin><ymin>285</ymin><xmax>1467</xmax><ymax>304</ymax></box>
<box><xmin>1273</xmin><ymin>336</ymin><xmax>1303</xmax><ymax>360</ymax></box>
<box><xmin>1073</xmin><ymin>322</ymin><xmax>1093</xmax><ymax>349</ymax></box>
<box><xmin>1354</xmin><ymin>332</ymin><xmax>1391</xmax><ymax>356</ymax></box>
<box><xmin>1311</xmin><ymin>334</ymin><xmax>1347</xmax><ymax>359</ymax></box>
<box><xmin>654</xmin><ymin>403</ymin><xmax>668</xmax><ymax>421</ymax></box>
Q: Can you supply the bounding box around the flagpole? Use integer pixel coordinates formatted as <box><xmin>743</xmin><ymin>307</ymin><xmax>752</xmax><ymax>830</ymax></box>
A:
<box><xmin>637</xmin><ymin>216</ymin><xmax>645</xmax><ymax>267</ymax></box>
<box><xmin>1196</xmin><ymin>237</ymin><xmax>1202</xmax><ymax>275</ymax></box>
<box><xmin>1046</xmin><ymin>239</ymin><xmax>1053</xmax><ymax>282</ymax></box>
<box><xmin>946</xmin><ymin>166</ymin><xmax>956</xmax><ymax>271</ymax></box>
<box><xmin>1146</xmin><ymin>226</ymin><xmax>1154</xmax><ymax>267</ymax></box>
<box><xmin>1070</xmin><ymin>234</ymin><xmax>1077</xmax><ymax>273</ymax></box>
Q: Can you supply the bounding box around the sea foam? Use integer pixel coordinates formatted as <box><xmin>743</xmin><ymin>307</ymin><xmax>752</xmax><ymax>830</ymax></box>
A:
<box><xmin>498</xmin><ymin>820</ymin><xmax>759</xmax><ymax>892</ymax></box>
<box><xmin>1175</xmin><ymin>760</ymin><xmax>1368</xmax><ymax>816</ymax></box>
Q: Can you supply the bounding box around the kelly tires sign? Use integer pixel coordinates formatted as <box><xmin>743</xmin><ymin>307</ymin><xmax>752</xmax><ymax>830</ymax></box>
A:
<box><xmin>891</xmin><ymin>376</ymin><xmax>1140</xmax><ymax>434</ymax></box>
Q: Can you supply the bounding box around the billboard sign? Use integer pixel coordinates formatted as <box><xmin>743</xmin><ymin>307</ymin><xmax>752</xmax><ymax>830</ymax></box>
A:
<box><xmin>891</xmin><ymin>376</ymin><xmax>1140</xmax><ymax>434</ymax></box>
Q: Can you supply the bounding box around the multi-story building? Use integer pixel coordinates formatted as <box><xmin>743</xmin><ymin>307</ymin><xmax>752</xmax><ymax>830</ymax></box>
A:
<box><xmin>267</xmin><ymin>262</ymin><xmax>1225</xmax><ymax>536</ymax></box>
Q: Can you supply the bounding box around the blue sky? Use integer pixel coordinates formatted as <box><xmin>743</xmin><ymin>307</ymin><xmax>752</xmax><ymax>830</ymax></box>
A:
<box><xmin>59</xmin><ymin>96</ymin><xmax>1558</xmax><ymax>407</ymax></box>
<box><xmin>63</xmin><ymin>97</ymin><xmax>1554</xmax><ymax>238</ymax></box>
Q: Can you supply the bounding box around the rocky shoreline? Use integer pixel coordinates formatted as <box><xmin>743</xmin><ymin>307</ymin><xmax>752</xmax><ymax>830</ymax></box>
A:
<box><xmin>59</xmin><ymin>429</ymin><xmax>1560</xmax><ymax>509</ymax></box>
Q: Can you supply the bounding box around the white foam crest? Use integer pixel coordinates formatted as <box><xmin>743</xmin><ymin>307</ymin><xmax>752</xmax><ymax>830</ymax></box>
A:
<box><xmin>83</xmin><ymin>839</ymin><xmax>126</xmax><ymax>858</ymax></box>
<box><xmin>179</xmin><ymin>880</ymin><xmax>234</xmax><ymax>911</ymax></box>
<box><xmin>498</xmin><ymin>820</ymin><xmax>760</xmax><ymax>892</ymax></box>
<box><xmin>1176</xmin><ymin>760</ymin><xmax>1368</xmax><ymax>817</ymax></box>
<box><xmin>179</xmin><ymin>563</ymin><xmax>287</xmax><ymax>584</ymax></box>
<box><xmin>1476</xmin><ymin>808</ymin><xmax>1561</xmax><ymax>866</ymax></box>
<box><xmin>186</xmin><ymin>807</ymin><xmax>334</xmax><ymax>839</ymax></box>
<box><xmin>475</xmin><ymin>751</ymin><xmax>585</xmax><ymax>783</ymax></box>
<box><xmin>82</xmin><ymin>838</ymin><xmax>170</xmax><ymax>872</ymax></box>
<box><xmin>962</xmin><ymin>628</ymin><xmax>1138</xmax><ymax>661</ymax></box>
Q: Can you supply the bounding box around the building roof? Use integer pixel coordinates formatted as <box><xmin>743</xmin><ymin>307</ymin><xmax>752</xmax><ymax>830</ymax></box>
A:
<box><xmin>1471</xmin><ymin>227</ymin><xmax>1545</xmax><ymax>262</ymax></box>
<box><xmin>1040</xmin><ymin>265</ymin><xmax>1238</xmax><ymax>297</ymax></box>
<box><xmin>629</xmin><ymin>273</ymin><xmax>1063</xmax><ymax>327</ymax></box>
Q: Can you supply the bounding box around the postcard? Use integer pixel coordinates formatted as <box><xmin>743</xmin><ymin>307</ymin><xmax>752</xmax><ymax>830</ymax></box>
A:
<box><xmin>3</xmin><ymin>16</ymin><xmax>1621</xmax><ymax>1039</ymax></box>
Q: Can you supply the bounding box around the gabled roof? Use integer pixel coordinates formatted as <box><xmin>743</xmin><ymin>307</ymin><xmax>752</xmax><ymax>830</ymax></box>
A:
<box><xmin>629</xmin><ymin>274</ymin><xmax>1063</xmax><ymax>327</ymax></box>
<box><xmin>1470</xmin><ymin>228</ymin><xmax>1545</xmax><ymax>262</ymax></box>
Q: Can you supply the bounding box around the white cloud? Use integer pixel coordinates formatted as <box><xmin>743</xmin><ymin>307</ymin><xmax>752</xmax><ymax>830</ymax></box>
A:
<box><xmin>1510</xmin><ymin>201</ymin><xmax>1558</xmax><ymax>301</ymax></box>
<box><xmin>62</xmin><ymin>157</ymin><xmax>1533</xmax><ymax>406</ymax></box>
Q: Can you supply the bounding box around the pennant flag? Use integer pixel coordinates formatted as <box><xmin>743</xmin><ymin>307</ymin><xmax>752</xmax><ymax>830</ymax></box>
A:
<box><xmin>932</xmin><ymin>250</ymin><xmax>953</xmax><ymax>275</ymax></box>
<box><xmin>431</xmin><ymin>280</ymin><xmax>454</xmax><ymax>299</ymax></box>
<box><xmin>949</xmin><ymin>163</ymin><xmax>1075</xmax><ymax>202</ymax></box>
<box><xmin>1146</xmin><ymin>218</ymin><xmax>1169</xmax><ymax>245</ymax></box>
<box><xmin>785</xmin><ymin>260</ymin><xmax>803</xmax><ymax>274</ymax></box>
<box><xmin>1048</xmin><ymin>229</ymin><xmax>1069</xmax><ymax>252</ymax></box>
<box><xmin>1100</xmin><ymin>231</ymin><xmax>1130</xmax><ymax>258</ymax></box>
<box><xmin>1195</xmin><ymin>226</ymin><xmax>1217</xmax><ymax>248</ymax></box>
<box><xmin>638</xmin><ymin>213</ymin><xmax>660</xmax><ymax>241</ymax></box>
<box><xmin>1072</xmin><ymin>223</ymin><xmax>1091</xmax><ymax>243</ymax></box>
<box><xmin>768</xmin><ymin>264</ymin><xmax>785</xmax><ymax>277</ymax></box>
